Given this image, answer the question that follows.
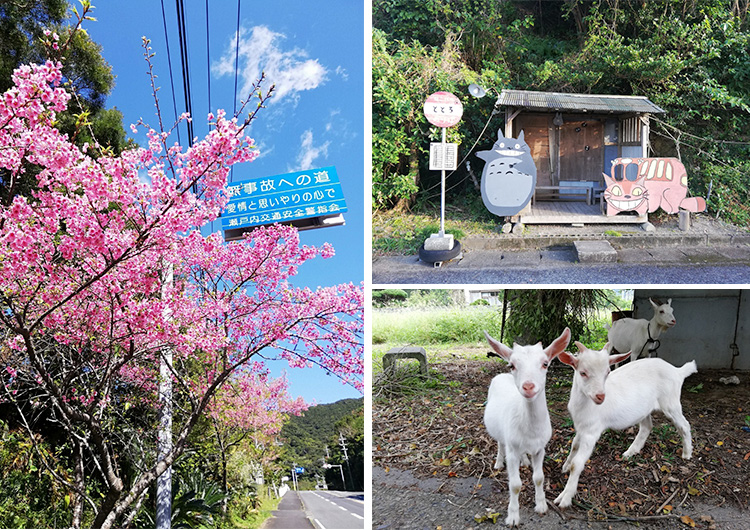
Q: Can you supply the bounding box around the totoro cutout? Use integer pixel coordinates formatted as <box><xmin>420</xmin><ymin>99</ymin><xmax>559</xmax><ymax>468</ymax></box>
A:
<box><xmin>476</xmin><ymin>129</ymin><xmax>536</xmax><ymax>217</ymax></box>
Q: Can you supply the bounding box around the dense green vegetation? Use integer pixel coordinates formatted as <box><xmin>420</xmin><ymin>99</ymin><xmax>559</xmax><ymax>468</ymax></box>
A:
<box><xmin>280</xmin><ymin>398</ymin><xmax>365</xmax><ymax>491</ymax></box>
<box><xmin>0</xmin><ymin>0</ymin><xmax>130</xmax><ymax>205</ymax></box>
<box><xmin>373</xmin><ymin>0</ymin><xmax>750</xmax><ymax>226</ymax></box>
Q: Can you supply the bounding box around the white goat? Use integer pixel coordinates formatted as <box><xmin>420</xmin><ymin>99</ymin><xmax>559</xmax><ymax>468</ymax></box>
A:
<box><xmin>484</xmin><ymin>328</ymin><xmax>571</xmax><ymax>526</ymax></box>
<box><xmin>608</xmin><ymin>298</ymin><xmax>676</xmax><ymax>362</ymax></box>
<box><xmin>553</xmin><ymin>342</ymin><xmax>697</xmax><ymax>509</ymax></box>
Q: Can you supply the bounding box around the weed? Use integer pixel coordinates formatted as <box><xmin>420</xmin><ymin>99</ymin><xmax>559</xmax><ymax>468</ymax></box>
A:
<box><xmin>604</xmin><ymin>229</ymin><xmax>622</xmax><ymax>237</ymax></box>
<box><xmin>687</xmin><ymin>383</ymin><xmax>704</xmax><ymax>393</ymax></box>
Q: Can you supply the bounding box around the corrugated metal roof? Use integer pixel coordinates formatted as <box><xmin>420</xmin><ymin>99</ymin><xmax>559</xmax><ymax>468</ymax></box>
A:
<box><xmin>497</xmin><ymin>89</ymin><xmax>665</xmax><ymax>114</ymax></box>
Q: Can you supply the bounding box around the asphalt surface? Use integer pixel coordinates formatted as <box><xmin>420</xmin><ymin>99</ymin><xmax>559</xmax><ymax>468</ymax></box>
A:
<box><xmin>372</xmin><ymin>245</ymin><xmax>750</xmax><ymax>284</ymax></box>
<box><xmin>261</xmin><ymin>490</ymin><xmax>364</xmax><ymax>529</ymax></box>
<box><xmin>300</xmin><ymin>490</ymin><xmax>365</xmax><ymax>529</ymax></box>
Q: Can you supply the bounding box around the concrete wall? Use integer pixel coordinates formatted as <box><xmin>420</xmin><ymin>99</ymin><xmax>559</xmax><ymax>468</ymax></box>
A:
<box><xmin>634</xmin><ymin>290</ymin><xmax>748</xmax><ymax>370</ymax></box>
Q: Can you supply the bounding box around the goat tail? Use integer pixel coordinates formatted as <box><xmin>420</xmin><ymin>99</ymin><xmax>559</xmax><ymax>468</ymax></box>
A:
<box><xmin>678</xmin><ymin>360</ymin><xmax>698</xmax><ymax>380</ymax></box>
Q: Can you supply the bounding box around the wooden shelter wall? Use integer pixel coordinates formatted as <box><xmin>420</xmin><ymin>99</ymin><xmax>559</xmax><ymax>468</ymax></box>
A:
<box><xmin>514</xmin><ymin>114</ymin><xmax>552</xmax><ymax>187</ymax></box>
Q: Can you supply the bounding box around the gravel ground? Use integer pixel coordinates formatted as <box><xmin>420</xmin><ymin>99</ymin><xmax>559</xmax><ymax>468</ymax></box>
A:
<box><xmin>373</xmin><ymin>466</ymin><xmax>749</xmax><ymax>529</ymax></box>
<box><xmin>373</xmin><ymin>360</ymin><xmax>750</xmax><ymax>530</ymax></box>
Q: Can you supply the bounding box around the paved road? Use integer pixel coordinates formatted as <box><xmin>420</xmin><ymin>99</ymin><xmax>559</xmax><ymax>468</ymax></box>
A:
<box><xmin>300</xmin><ymin>490</ymin><xmax>365</xmax><ymax>529</ymax></box>
<box><xmin>262</xmin><ymin>490</ymin><xmax>314</xmax><ymax>529</ymax></box>
<box><xmin>372</xmin><ymin>246</ymin><xmax>750</xmax><ymax>284</ymax></box>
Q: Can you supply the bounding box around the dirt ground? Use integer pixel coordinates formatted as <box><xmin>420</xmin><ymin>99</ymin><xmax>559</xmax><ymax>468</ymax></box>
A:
<box><xmin>373</xmin><ymin>356</ymin><xmax>750</xmax><ymax>529</ymax></box>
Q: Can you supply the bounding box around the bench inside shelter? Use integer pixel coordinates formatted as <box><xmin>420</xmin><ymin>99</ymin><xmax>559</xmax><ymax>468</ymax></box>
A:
<box><xmin>532</xmin><ymin>181</ymin><xmax>596</xmax><ymax>205</ymax></box>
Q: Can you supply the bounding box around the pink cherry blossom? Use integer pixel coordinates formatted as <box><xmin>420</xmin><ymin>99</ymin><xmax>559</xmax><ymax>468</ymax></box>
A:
<box><xmin>0</xmin><ymin>55</ymin><xmax>362</xmax><ymax>528</ymax></box>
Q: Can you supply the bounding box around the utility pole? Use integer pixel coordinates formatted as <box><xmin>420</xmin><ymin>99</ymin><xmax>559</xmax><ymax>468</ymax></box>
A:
<box><xmin>156</xmin><ymin>264</ymin><xmax>174</xmax><ymax>529</ymax></box>
<box><xmin>338</xmin><ymin>432</ymin><xmax>356</xmax><ymax>491</ymax></box>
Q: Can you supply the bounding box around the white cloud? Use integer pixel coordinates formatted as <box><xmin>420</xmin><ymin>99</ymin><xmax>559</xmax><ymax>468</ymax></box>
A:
<box><xmin>334</xmin><ymin>65</ymin><xmax>349</xmax><ymax>81</ymax></box>
<box><xmin>293</xmin><ymin>129</ymin><xmax>330</xmax><ymax>171</ymax></box>
<box><xmin>213</xmin><ymin>25</ymin><xmax>328</xmax><ymax>105</ymax></box>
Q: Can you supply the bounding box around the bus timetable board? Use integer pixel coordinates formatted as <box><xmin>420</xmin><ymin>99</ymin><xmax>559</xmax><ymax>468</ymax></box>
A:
<box><xmin>220</xmin><ymin>166</ymin><xmax>347</xmax><ymax>231</ymax></box>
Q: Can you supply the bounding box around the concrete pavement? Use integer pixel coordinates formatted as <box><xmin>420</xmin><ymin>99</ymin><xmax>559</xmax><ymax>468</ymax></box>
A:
<box><xmin>261</xmin><ymin>491</ymin><xmax>314</xmax><ymax>529</ymax></box>
<box><xmin>372</xmin><ymin>243</ymin><xmax>750</xmax><ymax>284</ymax></box>
<box><xmin>373</xmin><ymin>215</ymin><xmax>750</xmax><ymax>284</ymax></box>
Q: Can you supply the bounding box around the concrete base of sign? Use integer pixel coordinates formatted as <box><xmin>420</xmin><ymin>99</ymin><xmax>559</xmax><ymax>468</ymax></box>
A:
<box><xmin>419</xmin><ymin>239</ymin><xmax>462</xmax><ymax>265</ymax></box>
<box><xmin>424</xmin><ymin>233</ymin><xmax>455</xmax><ymax>251</ymax></box>
<box><xmin>574</xmin><ymin>240</ymin><xmax>617</xmax><ymax>263</ymax></box>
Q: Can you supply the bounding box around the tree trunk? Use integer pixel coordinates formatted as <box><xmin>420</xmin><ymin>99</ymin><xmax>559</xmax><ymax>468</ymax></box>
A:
<box><xmin>72</xmin><ymin>442</ymin><xmax>85</xmax><ymax>529</ymax></box>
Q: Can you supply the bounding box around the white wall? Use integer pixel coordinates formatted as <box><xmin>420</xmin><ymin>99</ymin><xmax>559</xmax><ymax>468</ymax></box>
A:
<box><xmin>634</xmin><ymin>290</ymin><xmax>748</xmax><ymax>370</ymax></box>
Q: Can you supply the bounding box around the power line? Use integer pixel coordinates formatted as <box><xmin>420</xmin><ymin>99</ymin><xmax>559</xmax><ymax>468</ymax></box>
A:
<box><xmin>233</xmin><ymin>0</ymin><xmax>241</xmax><ymax>116</ymax></box>
<box><xmin>230</xmin><ymin>0</ymin><xmax>241</xmax><ymax>182</ymax></box>
<box><xmin>160</xmin><ymin>0</ymin><xmax>181</xmax><ymax>145</ymax></box>
<box><xmin>175</xmin><ymin>0</ymin><xmax>195</xmax><ymax>148</ymax></box>
<box><xmin>205</xmin><ymin>0</ymin><xmax>212</xmax><ymax>120</ymax></box>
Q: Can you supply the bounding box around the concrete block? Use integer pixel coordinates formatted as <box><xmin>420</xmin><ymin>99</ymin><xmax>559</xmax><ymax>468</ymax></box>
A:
<box><xmin>574</xmin><ymin>240</ymin><xmax>617</xmax><ymax>263</ymax></box>
<box><xmin>383</xmin><ymin>347</ymin><xmax>428</xmax><ymax>375</ymax></box>
<box><xmin>423</xmin><ymin>233</ymin><xmax>454</xmax><ymax>251</ymax></box>
<box><xmin>642</xmin><ymin>222</ymin><xmax>656</xmax><ymax>232</ymax></box>
<box><xmin>679</xmin><ymin>210</ymin><xmax>691</xmax><ymax>231</ymax></box>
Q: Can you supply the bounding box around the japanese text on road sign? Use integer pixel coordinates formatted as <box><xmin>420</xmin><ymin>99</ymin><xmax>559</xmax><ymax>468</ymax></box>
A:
<box><xmin>221</xmin><ymin>166</ymin><xmax>347</xmax><ymax>230</ymax></box>
<box><xmin>429</xmin><ymin>142</ymin><xmax>458</xmax><ymax>170</ymax></box>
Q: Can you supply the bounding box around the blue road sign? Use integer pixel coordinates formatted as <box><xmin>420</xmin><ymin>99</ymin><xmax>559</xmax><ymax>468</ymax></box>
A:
<box><xmin>294</xmin><ymin>467</ymin><xmax>305</xmax><ymax>474</ymax></box>
<box><xmin>221</xmin><ymin>166</ymin><xmax>347</xmax><ymax>230</ymax></box>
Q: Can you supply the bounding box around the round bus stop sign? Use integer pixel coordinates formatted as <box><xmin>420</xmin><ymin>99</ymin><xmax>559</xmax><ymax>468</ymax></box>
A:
<box><xmin>423</xmin><ymin>92</ymin><xmax>463</xmax><ymax>128</ymax></box>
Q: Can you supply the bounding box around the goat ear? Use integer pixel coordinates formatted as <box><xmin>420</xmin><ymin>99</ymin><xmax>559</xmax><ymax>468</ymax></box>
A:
<box><xmin>484</xmin><ymin>331</ymin><xmax>512</xmax><ymax>361</ymax></box>
<box><xmin>667</xmin><ymin>298</ymin><xmax>672</xmax><ymax>305</ymax></box>
<box><xmin>609</xmin><ymin>351</ymin><xmax>632</xmax><ymax>365</ymax></box>
<box><xmin>558</xmin><ymin>351</ymin><xmax>578</xmax><ymax>368</ymax></box>
<box><xmin>545</xmin><ymin>327</ymin><xmax>571</xmax><ymax>360</ymax></box>
<box><xmin>574</xmin><ymin>340</ymin><xmax>586</xmax><ymax>352</ymax></box>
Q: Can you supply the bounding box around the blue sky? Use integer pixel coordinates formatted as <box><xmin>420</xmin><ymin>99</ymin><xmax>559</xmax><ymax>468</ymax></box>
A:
<box><xmin>85</xmin><ymin>1</ymin><xmax>364</xmax><ymax>404</ymax></box>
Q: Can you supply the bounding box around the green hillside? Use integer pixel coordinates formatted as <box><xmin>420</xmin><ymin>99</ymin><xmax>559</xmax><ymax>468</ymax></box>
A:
<box><xmin>280</xmin><ymin>398</ymin><xmax>364</xmax><ymax>490</ymax></box>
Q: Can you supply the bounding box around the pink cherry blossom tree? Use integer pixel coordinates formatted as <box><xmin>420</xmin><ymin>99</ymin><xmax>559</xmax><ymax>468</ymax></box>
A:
<box><xmin>206</xmin><ymin>369</ymin><xmax>307</xmax><ymax>513</ymax></box>
<box><xmin>0</xmin><ymin>22</ymin><xmax>363</xmax><ymax>530</ymax></box>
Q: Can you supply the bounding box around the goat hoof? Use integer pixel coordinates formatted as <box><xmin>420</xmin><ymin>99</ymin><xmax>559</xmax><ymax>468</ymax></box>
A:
<box><xmin>504</xmin><ymin>514</ymin><xmax>520</xmax><ymax>527</ymax></box>
<box><xmin>535</xmin><ymin>501</ymin><xmax>548</xmax><ymax>514</ymax></box>
<box><xmin>554</xmin><ymin>493</ymin><xmax>572</xmax><ymax>508</ymax></box>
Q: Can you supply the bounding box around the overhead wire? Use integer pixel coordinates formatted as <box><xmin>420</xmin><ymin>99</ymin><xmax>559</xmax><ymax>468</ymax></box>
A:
<box><xmin>205</xmin><ymin>0</ymin><xmax>212</xmax><ymax>121</ymax></box>
<box><xmin>175</xmin><ymin>0</ymin><xmax>195</xmax><ymax>148</ymax></box>
<box><xmin>230</xmin><ymin>0</ymin><xmax>241</xmax><ymax>181</ymax></box>
<box><xmin>160</xmin><ymin>0</ymin><xmax>181</xmax><ymax>145</ymax></box>
<box><xmin>233</xmin><ymin>0</ymin><xmax>241</xmax><ymax>116</ymax></box>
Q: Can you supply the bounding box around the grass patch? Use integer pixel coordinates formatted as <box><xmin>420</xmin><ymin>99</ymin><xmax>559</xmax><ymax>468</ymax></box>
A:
<box><xmin>221</xmin><ymin>493</ymin><xmax>280</xmax><ymax>529</ymax></box>
<box><xmin>373</xmin><ymin>306</ymin><xmax>504</xmax><ymax>346</ymax></box>
<box><xmin>373</xmin><ymin>210</ymin><xmax>496</xmax><ymax>255</ymax></box>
